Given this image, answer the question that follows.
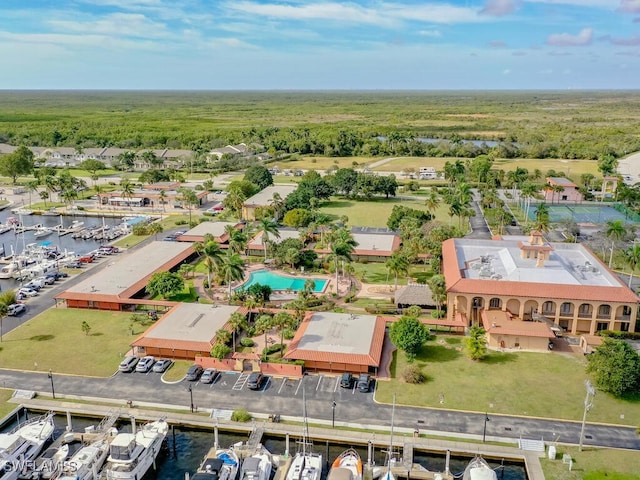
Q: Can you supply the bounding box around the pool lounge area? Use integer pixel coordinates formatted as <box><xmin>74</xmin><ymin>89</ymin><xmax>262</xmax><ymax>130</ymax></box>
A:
<box><xmin>237</xmin><ymin>269</ymin><xmax>328</xmax><ymax>293</ymax></box>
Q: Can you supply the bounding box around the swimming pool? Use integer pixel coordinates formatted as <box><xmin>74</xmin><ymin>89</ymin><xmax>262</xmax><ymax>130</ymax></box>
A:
<box><xmin>239</xmin><ymin>269</ymin><xmax>327</xmax><ymax>292</ymax></box>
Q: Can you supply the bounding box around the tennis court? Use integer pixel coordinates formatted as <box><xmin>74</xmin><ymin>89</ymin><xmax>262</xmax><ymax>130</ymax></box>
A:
<box><xmin>528</xmin><ymin>204</ymin><xmax>640</xmax><ymax>224</ymax></box>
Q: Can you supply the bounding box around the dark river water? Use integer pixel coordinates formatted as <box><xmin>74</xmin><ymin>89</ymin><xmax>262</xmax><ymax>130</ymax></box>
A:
<box><xmin>3</xmin><ymin>411</ymin><xmax>528</xmax><ymax>480</ymax></box>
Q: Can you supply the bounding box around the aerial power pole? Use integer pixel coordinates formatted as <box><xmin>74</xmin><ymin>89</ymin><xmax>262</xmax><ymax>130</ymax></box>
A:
<box><xmin>579</xmin><ymin>380</ymin><xmax>596</xmax><ymax>452</ymax></box>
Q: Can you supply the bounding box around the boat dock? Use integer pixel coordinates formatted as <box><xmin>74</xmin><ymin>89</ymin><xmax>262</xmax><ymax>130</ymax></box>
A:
<box><xmin>6</xmin><ymin>397</ymin><xmax>545</xmax><ymax>480</ymax></box>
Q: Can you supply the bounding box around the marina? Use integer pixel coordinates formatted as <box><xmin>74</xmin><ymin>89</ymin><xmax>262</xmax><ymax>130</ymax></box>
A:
<box><xmin>1</xmin><ymin>404</ymin><xmax>530</xmax><ymax>480</ymax></box>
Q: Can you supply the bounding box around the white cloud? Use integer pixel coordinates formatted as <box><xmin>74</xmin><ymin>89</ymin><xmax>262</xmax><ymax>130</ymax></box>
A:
<box><xmin>481</xmin><ymin>0</ymin><xmax>522</xmax><ymax>17</ymax></box>
<box><xmin>618</xmin><ymin>0</ymin><xmax>640</xmax><ymax>13</ymax></box>
<box><xmin>546</xmin><ymin>28</ymin><xmax>593</xmax><ymax>46</ymax></box>
<box><xmin>525</xmin><ymin>0</ymin><xmax>614</xmax><ymax>7</ymax></box>
<box><xmin>418</xmin><ymin>29</ymin><xmax>442</xmax><ymax>37</ymax></box>
<box><xmin>48</xmin><ymin>13</ymin><xmax>170</xmax><ymax>40</ymax></box>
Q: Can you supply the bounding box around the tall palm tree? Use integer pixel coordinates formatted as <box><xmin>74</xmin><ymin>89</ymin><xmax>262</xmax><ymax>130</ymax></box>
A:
<box><xmin>227</xmin><ymin>311</ymin><xmax>248</xmax><ymax>352</ymax></box>
<box><xmin>520</xmin><ymin>183</ymin><xmax>539</xmax><ymax>223</ymax></box>
<box><xmin>269</xmin><ymin>193</ymin><xmax>285</xmax><ymax>221</ymax></box>
<box><xmin>533</xmin><ymin>203</ymin><xmax>550</xmax><ymax>233</ymax></box>
<box><xmin>94</xmin><ymin>184</ymin><xmax>104</xmax><ymax>210</ymax></box>
<box><xmin>120</xmin><ymin>179</ymin><xmax>135</xmax><ymax>209</ymax></box>
<box><xmin>424</xmin><ymin>188</ymin><xmax>439</xmax><ymax>218</ymax></box>
<box><xmin>257</xmin><ymin>218</ymin><xmax>280</xmax><ymax>262</ymax></box>
<box><xmin>220</xmin><ymin>252</ymin><xmax>245</xmax><ymax>299</ymax></box>
<box><xmin>328</xmin><ymin>228</ymin><xmax>358</xmax><ymax>294</ymax></box>
<box><xmin>428</xmin><ymin>274</ymin><xmax>447</xmax><ymax>317</ymax></box>
<box><xmin>386</xmin><ymin>253</ymin><xmax>410</xmax><ymax>291</ymax></box>
<box><xmin>225</xmin><ymin>225</ymin><xmax>248</xmax><ymax>255</ymax></box>
<box><xmin>203</xmin><ymin>241</ymin><xmax>224</xmax><ymax>287</ymax></box>
<box><xmin>623</xmin><ymin>244</ymin><xmax>640</xmax><ymax>288</ymax></box>
<box><xmin>272</xmin><ymin>311</ymin><xmax>295</xmax><ymax>352</ymax></box>
<box><xmin>26</xmin><ymin>180</ymin><xmax>39</xmax><ymax>207</ymax></box>
<box><xmin>255</xmin><ymin>314</ymin><xmax>274</xmax><ymax>360</ymax></box>
<box><xmin>158</xmin><ymin>189</ymin><xmax>167</xmax><ymax>211</ymax></box>
<box><xmin>605</xmin><ymin>220</ymin><xmax>626</xmax><ymax>268</ymax></box>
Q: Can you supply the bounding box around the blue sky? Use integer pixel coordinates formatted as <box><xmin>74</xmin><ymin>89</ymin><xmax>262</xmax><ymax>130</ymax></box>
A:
<box><xmin>1</xmin><ymin>0</ymin><xmax>639</xmax><ymax>90</ymax></box>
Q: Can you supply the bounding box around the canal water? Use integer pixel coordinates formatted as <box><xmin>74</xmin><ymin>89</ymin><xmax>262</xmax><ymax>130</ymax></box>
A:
<box><xmin>5</xmin><ymin>411</ymin><xmax>528</xmax><ymax>479</ymax></box>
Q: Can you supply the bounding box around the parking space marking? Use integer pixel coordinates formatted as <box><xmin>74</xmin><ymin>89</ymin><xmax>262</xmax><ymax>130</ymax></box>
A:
<box><xmin>261</xmin><ymin>377</ymin><xmax>271</xmax><ymax>392</ymax></box>
<box><xmin>333</xmin><ymin>377</ymin><xmax>340</xmax><ymax>392</ymax></box>
<box><xmin>294</xmin><ymin>378</ymin><xmax>303</xmax><ymax>396</ymax></box>
<box><xmin>315</xmin><ymin>375</ymin><xmax>323</xmax><ymax>391</ymax></box>
<box><xmin>233</xmin><ymin>373</ymin><xmax>249</xmax><ymax>390</ymax></box>
<box><xmin>278</xmin><ymin>378</ymin><xmax>287</xmax><ymax>394</ymax></box>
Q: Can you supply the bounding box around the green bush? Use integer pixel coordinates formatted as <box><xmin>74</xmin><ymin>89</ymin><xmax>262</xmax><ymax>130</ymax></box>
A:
<box><xmin>264</xmin><ymin>343</ymin><xmax>284</xmax><ymax>355</ymax></box>
<box><xmin>175</xmin><ymin>219</ymin><xmax>188</xmax><ymax>225</ymax></box>
<box><xmin>344</xmin><ymin>294</ymin><xmax>356</xmax><ymax>303</ymax></box>
<box><xmin>431</xmin><ymin>310</ymin><xmax>446</xmax><ymax>318</ymax></box>
<box><xmin>598</xmin><ymin>330</ymin><xmax>640</xmax><ymax>340</ymax></box>
<box><xmin>402</xmin><ymin>364</ymin><xmax>425</xmax><ymax>384</ymax></box>
<box><xmin>283</xmin><ymin>328</ymin><xmax>296</xmax><ymax>340</ymax></box>
<box><xmin>365</xmin><ymin>305</ymin><xmax>399</xmax><ymax>315</ymax></box>
<box><xmin>231</xmin><ymin>408</ymin><xmax>252</xmax><ymax>422</ymax></box>
<box><xmin>240</xmin><ymin>338</ymin><xmax>255</xmax><ymax>347</ymax></box>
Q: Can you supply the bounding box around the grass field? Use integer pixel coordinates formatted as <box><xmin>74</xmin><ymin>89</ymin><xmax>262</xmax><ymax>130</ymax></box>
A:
<box><xmin>540</xmin><ymin>446</ymin><xmax>640</xmax><ymax>480</ymax></box>
<box><xmin>0</xmin><ymin>389</ymin><xmax>17</xmax><ymax>420</ymax></box>
<box><xmin>0</xmin><ymin>309</ymin><xmax>136</xmax><ymax>377</ymax></box>
<box><xmin>319</xmin><ymin>197</ymin><xmax>449</xmax><ymax>227</ymax></box>
<box><xmin>375</xmin><ymin>335</ymin><xmax>640</xmax><ymax>426</ymax></box>
<box><xmin>273</xmin><ymin>156</ymin><xmax>376</xmax><ymax>171</ymax></box>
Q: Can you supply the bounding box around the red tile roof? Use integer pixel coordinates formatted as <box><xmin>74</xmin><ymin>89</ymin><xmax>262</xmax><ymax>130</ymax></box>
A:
<box><xmin>481</xmin><ymin>310</ymin><xmax>554</xmax><ymax>338</ymax></box>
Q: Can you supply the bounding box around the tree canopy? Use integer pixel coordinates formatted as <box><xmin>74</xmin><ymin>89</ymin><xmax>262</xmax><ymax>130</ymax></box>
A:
<box><xmin>464</xmin><ymin>325</ymin><xmax>488</xmax><ymax>361</ymax></box>
<box><xmin>586</xmin><ymin>338</ymin><xmax>640</xmax><ymax>396</ymax></box>
<box><xmin>0</xmin><ymin>146</ymin><xmax>34</xmax><ymax>184</ymax></box>
<box><xmin>244</xmin><ymin>165</ymin><xmax>273</xmax><ymax>190</ymax></box>
<box><xmin>146</xmin><ymin>271</ymin><xmax>185</xmax><ymax>299</ymax></box>
<box><xmin>389</xmin><ymin>314</ymin><xmax>429</xmax><ymax>361</ymax></box>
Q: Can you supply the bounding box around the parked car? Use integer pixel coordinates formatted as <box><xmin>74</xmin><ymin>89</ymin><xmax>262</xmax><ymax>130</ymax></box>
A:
<box><xmin>18</xmin><ymin>287</ymin><xmax>39</xmax><ymax>297</ymax></box>
<box><xmin>45</xmin><ymin>271</ymin><xmax>68</xmax><ymax>281</ymax></box>
<box><xmin>38</xmin><ymin>275</ymin><xmax>56</xmax><ymax>285</ymax></box>
<box><xmin>152</xmin><ymin>359</ymin><xmax>173</xmax><ymax>373</ymax></box>
<box><xmin>185</xmin><ymin>364</ymin><xmax>204</xmax><ymax>381</ymax></box>
<box><xmin>23</xmin><ymin>280</ymin><xmax>43</xmax><ymax>291</ymax></box>
<box><xmin>79</xmin><ymin>255</ymin><xmax>94</xmax><ymax>263</ymax></box>
<box><xmin>119</xmin><ymin>356</ymin><xmax>139</xmax><ymax>373</ymax></box>
<box><xmin>66</xmin><ymin>260</ymin><xmax>83</xmax><ymax>268</ymax></box>
<box><xmin>135</xmin><ymin>356</ymin><xmax>156</xmax><ymax>373</ymax></box>
<box><xmin>247</xmin><ymin>372</ymin><xmax>265</xmax><ymax>390</ymax></box>
<box><xmin>200</xmin><ymin>368</ymin><xmax>218</xmax><ymax>384</ymax></box>
<box><xmin>7</xmin><ymin>303</ymin><xmax>26</xmax><ymax>316</ymax></box>
<box><xmin>357</xmin><ymin>374</ymin><xmax>371</xmax><ymax>392</ymax></box>
<box><xmin>340</xmin><ymin>372</ymin><xmax>353</xmax><ymax>388</ymax></box>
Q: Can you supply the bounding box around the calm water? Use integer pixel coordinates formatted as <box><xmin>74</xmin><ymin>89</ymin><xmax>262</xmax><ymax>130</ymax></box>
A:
<box><xmin>240</xmin><ymin>270</ymin><xmax>328</xmax><ymax>293</ymax></box>
<box><xmin>4</xmin><ymin>411</ymin><xmax>527</xmax><ymax>480</ymax></box>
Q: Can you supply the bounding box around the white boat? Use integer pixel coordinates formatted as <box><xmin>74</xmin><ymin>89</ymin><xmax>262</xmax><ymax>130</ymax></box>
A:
<box><xmin>285</xmin><ymin>388</ymin><xmax>322</xmax><ymax>480</ymax></box>
<box><xmin>239</xmin><ymin>449</ymin><xmax>272</xmax><ymax>480</ymax></box>
<box><xmin>33</xmin><ymin>227</ymin><xmax>54</xmax><ymax>239</ymax></box>
<box><xmin>0</xmin><ymin>413</ymin><xmax>56</xmax><ymax>480</ymax></box>
<box><xmin>462</xmin><ymin>457</ymin><xmax>497</xmax><ymax>480</ymax></box>
<box><xmin>0</xmin><ymin>224</ymin><xmax>11</xmax><ymax>234</ymax></box>
<box><xmin>24</xmin><ymin>432</ymin><xmax>83</xmax><ymax>479</ymax></box>
<box><xmin>191</xmin><ymin>447</ymin><xmax>240</xmax><ymax>480</ymax></box>
<box><xmin>57</xmin><ymin>437</ymin><xmax>111</xmax><ymax>480</ymax></box>
<box><xmin>328</xmin><ymin>448</ymin><xmax>363</xmax><ymax>480</ymax></box>
<box><xmin>101</xmin><ymin>419</ymin><xmax>168</xmax><ymax>480</ymax></box>
<box><xmin>11</xmin><ymin>208</ymin><xmax>33</xmax><ymax>216</ymax></box>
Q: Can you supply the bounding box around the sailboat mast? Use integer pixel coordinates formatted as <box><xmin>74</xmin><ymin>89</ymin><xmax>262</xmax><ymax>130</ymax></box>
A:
<box><xmin>388</xmin><ymin>394</ymin><xmax>396</xmax><ymax>471</ymax></box>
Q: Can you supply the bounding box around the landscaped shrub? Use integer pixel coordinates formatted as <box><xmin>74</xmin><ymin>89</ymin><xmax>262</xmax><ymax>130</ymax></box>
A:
<box><xmin>431</xmin><ymin>310</ymin><xmax>446</xmax><ymax>319</ymax></box>
<box><xmin>365</xmin><ymin>306</ymin><xmax>399</xmax><ymax>315</ymax></box>
<box><xmin>283</xmin><ymin>328</ymin><xmax>296</xmax><ymax>340</ymax></box>
<box><xmin>598</xmin><ymin>330</ymin><xmax>640</xmax><ymax>340</ymax></box>
<box><xmin>175</xmin><ymin>219</ymin><xmax>188</xmax><ymax>225</ymax></box>
<box><xmin>264</xmin><ymin>344</ymin><xmax>284</xmax><ymax>355</ymax></box>
<box><xmin>402</xmin><ymin>364</ymin><xmax>425</xmax><ymax>384</ymax></box>
<box><xmin>240</xmin><ymin>338</ymin><xmax>255</xmax><ymax>347</ymax></box>
<box><xmin>231</xmin><ymin>408</ymin><xmax>252</xmax><ymax>422</ymax></box>
<box><xmin>344</xmin><ymin>294</ymin><xmax>356</xmax><ymax>303</ymax></box>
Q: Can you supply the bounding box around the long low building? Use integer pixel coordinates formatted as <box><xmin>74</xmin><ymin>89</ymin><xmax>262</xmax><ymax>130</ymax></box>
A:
<box><xmin>132</xmin><ymin>304</ymin><xmax>243</xmax><ymax>359</ymax></box>
<box><xmin>55</xmin><ymin>241</ymin><xmax>195</xmax><ymax>310</ymax></box>
<box><xmin>283</xmin><ymin>312</ymin><xmax>386</xmax><ymax>374</ymax></box>
<box><xmin>242</xmin><ymin>185</ymin><xmax>297</xmax><ymax>221</ymax></box>
<box><xmin>442</xmin><ymin>232</ymin><xmax>639</xmax><ymax>336</ymax></box>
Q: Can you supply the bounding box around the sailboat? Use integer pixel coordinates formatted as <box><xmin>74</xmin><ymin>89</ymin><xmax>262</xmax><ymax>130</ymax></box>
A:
<box><xmin>285</xmin><ymin>386</ymin><xmax>322</xmax><ymax>480</ymax></box>
<box><xmin>380</xmin><ymin>395</ymin><xmax>397</xmax><ymax>480</ymax></box>
<box><xmin>462</xmin><ymin>457</ymin><xmax>497</xmax><ymax>480</ymax></box>
<box><xmin>328</xmin><ymin>448</ymin><xmax>363</xmax><ymax>480</ymax></box>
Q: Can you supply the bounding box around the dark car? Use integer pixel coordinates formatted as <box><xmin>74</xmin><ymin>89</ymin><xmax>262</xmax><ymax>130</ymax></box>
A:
<box><xmin>357</xmin><ymin>374</ymin><xmax>371</xmax><ymax>392</ymax></box>
<box><xmin>185</xmin><ymin>364</ymin><xmax>204</xmax><ymax>381</ymax></box>
<box><xmin>152</xmin><ymin>359</ymin><xmax>173</xmax><ymax>373</ymax></box>
<box><xmin>247</xmin><ymin>372</ymin><xmax>264</xmax><ymax>390</ymax></box>
<box><xmin>45</xmin><ymin>271</ymin><xmax>68</xmax><ymax>281</ymax></box>
<box><xmin>340</xmin><ymin>372</ymin><xmax>353</xmax><ymax>388</ymax></box>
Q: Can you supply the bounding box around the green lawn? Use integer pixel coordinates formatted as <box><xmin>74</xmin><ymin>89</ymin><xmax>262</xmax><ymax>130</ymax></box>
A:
<box><xmin>540</xmin><ymin>446</ymin><xmax>640</xmax><ymax>480</ymax></box>
<box><xmin>271</xmin><ymin>156</ymin><xmax>375</xmax><ymax>171</ymax></box>
<box><xmin>0</xmin><ymin>309</ymin><xmax>137</xmax><ymax>377</ymax></box>
<box><xmin>319</xmin><ymin>197</ymin><xmax>450</xmax><ymax>227</ymax></box>
<box><xmin>376</xmin><ymin>335</ymin><xmax>640</xmax><ymax>426</ymax></box>
<box><xmin>0</xmin><ymin>389</ymin><xmax>17</xmax><ymax>419</ymax></box>
<box><xmin>351</xmin><ymin>262</ymin><xmax>431</xmax><ymax>285</ymax></box>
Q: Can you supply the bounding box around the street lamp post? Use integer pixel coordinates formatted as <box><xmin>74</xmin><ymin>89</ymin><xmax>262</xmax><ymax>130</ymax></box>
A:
<box><xmin>48</xmin><ymin>370</ymin><xmax>55</xmax><ymax>399</ymax></box>
<box><xmin>332</xmin><ymin>401</ymin><xmax>337</xmax><ymax>428</ymax></box>
<box><xmin>188</xmin><ymin>384</ymin><xmax>194</xmax><ymax>413</ymax></box>
<box><xmin>482</xmin><ymin>413</ymin><xmax>490</xmax><ymax>443</ymax></box>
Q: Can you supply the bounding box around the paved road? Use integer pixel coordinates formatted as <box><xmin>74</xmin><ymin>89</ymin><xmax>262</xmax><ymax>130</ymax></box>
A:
<box><xmin>0</xmin><ymin>367</ymin><xmax>638</xmax><ymax>451</ymax></box>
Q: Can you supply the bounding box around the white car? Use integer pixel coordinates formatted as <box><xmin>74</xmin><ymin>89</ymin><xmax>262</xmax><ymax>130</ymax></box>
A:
<box><xmin>7</xmin><ymin>303</ymin><xmax>26</xmax><ymax>316</ymax></box>
<box><xmin>18</xmin><ymin>287</ymin><xmax>39</xmax><ymax>297</ymax></box>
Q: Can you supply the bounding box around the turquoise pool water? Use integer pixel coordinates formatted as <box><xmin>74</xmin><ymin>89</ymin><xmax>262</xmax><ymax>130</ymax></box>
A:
<box><xmin>239</xmin><ymin>269</ymin><xmax>327</xmax><ymax>292</ymax></box>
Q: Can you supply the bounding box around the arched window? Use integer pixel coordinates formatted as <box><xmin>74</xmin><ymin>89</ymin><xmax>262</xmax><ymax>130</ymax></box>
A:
<box><xmin>489</xmin><ymin>298</ymin><xmax>502</xmax><ymax>309</ymax></box>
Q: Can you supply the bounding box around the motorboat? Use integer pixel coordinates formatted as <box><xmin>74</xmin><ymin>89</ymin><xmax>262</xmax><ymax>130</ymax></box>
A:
<box><xmin>101</xmin><ymin>419</ymin><xmax>168</xmax><ymax>480</ymax></box>
<box><xmin>0</xmin><ymin>224</ymin><xmax>12</xmax><ymax>234</ymax></box>
<box><xmin>239</xmin><ymin>448</ymin><xmax>272</xmax><ymax>480</ymax></box>
<box><xmin>21</xmin><ymin>432</ymin><xmax>83</xmax><ymax>479</ymax></box>
<box><xmin>328</xmin><ymin>449</ymin><xmax>362</xmax><ymax>480</ymax></box>
<box><xmin>56</xmin><ymin>437</ymin><xmax>111</xmax><ymax>480</ymax></box>
<box><xmin>462</xmin><ymin>456</ymin><xmax>497</xmax><ymax>480</ymax></box>
<box><xmin>0</xmin><ymin>413</ymin><xmax>56</xmax><ymax>480</ymax></box>
<box><xmin>33</xmin><ymin>227</ymin><xmax>54</xmax><ymax>239</ymax></box>
<box><xmin>11</xmin><ymin>208</ymin><xmax>33</xmax><ymax>216</ymax></box>
<box><xmin>285</xmin><ymin>388</ymin><xmax>322</xmax><ymax>480</ymax></box>
<box><xmin>191</xmin><ymin>447</ymin><xmax>240</xmax><ymax>480</ymax></box>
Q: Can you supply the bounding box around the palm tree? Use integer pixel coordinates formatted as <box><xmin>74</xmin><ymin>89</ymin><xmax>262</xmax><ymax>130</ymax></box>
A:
<box><xmin>257</xmin><ymin>218</ymin><xmax>280</xmax><ymax>262</ymax></box>
<box><xmin>386</xmin><ymin>253</ymin><xmax>410</xmax><ymax>291</ymax></box>
<box><xmin>424</xmin><ymin>189</ymin><xmax>439</xmax><ymax>218</ymax></box>
<box><xmin>255</xmin><ymin>314</ymin><xmax>274</xmax><ymax>360</ymax></box>
<box><xmin>605</xmin><ymin>220</ymin><xmax>626</xmax><ymax>268</ymax></box>
<box><xmin>44</xmin><ymin>175</ymin><xmax>58</xmax><ymax>203</ymax></box>
<box><xmin>428</xmin><ymin>274</ymin><xmax>447</xmax><ymax>317</ymax></box>
<box><xmin>94</xmin><ymin>184</ymin><xmax>104</xmax><ymax>210</ymax></box>
<box><xmin>26</xmin><ymin>180</ymin><xmax>39</xmax><ymax>207</ymax></box>
<box><xmin>272</xmin><ymin>311</ymin><xmax>295</xmax><ymax>352</ymax></box>
<box><xmin>269</xmin><ymin>192</ymin><xmax>285</xmax><ymax>221</ymax></box>
<box><xmin>203</xmin><ymin>241</ymin><xmax>224</xmax><ymax>287</ymax></box>
<box><xmin>520</xmin><ymin>183</ymin><xmax>539</xmax><ymax>223</ymax></box>
<box><xmin>533</xmin><ymin>203</ymin><xmax>550</xmax><ymax>233</ymax></box>
<box><xmin>227</xmin><ymin>311</ymin><xmax>248</xmax><ymax>352</ymax></box>
<box><xmin>328</xmin><ymin>228</ymin><xmax>358</xmax><ymax>294</ymax></box>
<box><xmin>220</xmin><ymin>252</ymin><xmax>245</xmax><ymax>298</ymax></box>
<box><xmin>120</xmin><ymin>179</ymin><xmax>135</xmax><ymax>209</ymax></box>
<box><xmin>148</xmin><ymin>222</ymin><xmax>163</xmax><ymax>240</ymax></box>
<box><xmin>623</xmin><ymin>244</ymin><xmax>640</xmax><ymax>288</ymax></box>
<box><xmin>39</xmin><ymin>190</ymin><xmax>49</xmax><ymax>207</ymax></box>
<box><xmin>158</xmin><ymin>189</ymin><xmax>167</xmax><ymax>211</ymax></box>
<box><xmin>225</xmin><ymin>225</ymin><xmax>248</xmax><ymax>254</ymax></box>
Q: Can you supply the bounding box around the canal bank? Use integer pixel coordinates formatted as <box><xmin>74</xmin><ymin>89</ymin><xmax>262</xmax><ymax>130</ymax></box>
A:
<box><xmin>7</xmin><ymin>396</ymin><xmax>542</xmax><ymax>480</ymax></box>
